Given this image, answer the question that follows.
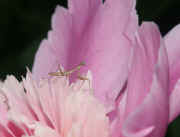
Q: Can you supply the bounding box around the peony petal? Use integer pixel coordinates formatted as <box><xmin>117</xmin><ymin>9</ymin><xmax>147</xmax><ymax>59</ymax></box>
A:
<box><xmin>164</xmin><ymin>24</ymin><xmax>180</xmax><ymax>123</ymax></box>
<box><xmin>23</xmin><ymin>72</ymin><xmax>55</xmax><ymax>127</ymax></box>
<box><xmin>61</xmin><ymin>89</ymin><xmax>109</xmax><ymax>137</ymax></box>
<box><xmin>164</xmin><ymin>24</ymin><xmax>180</xmax><ymax>91</ymax></box>
<box><xmin>2</xmin><ymin>75</ymin><xmax>36</xmax><ymax>122</ymax></box>
<box><xmin>122</xmin><ymin>22</ymin><xmax>169</xmax><ymax>137</ymax></box>
<box><xmin>104</xmin><ymin>0</ymin><xmax>137</xmax><ymax>40</ymax></box>
<box><xmin>29</xmin><ymin>123</ymin><xmax>60</xmax><ymax>137</ymax></box>
<box><xmin>123</xmin><ymin>74</ymin><xmax>168</xmax><ymax>137</ymax></box>
<box><xmin>125</xmin><ymin>22</ymin><xmax>162</xmax><ymax>114</ymax></box>
<box><xmin>68</xmin><ymin>0</ymin><xmax>101</xmax><ymax>35</ymax></box>
<box><xmin>48</xmin><ymin>76</ymin><xmax>70</xmax><ymax>132</ymax></box>
<box><xmin>169</xmin><ymin>79</ymin><xmax>180</xmax><ymax>122</ymax></box>
<box><xmin>32</xmin><ymin>6</ymin><xmax>72</xmax><ymax>81</ymax></box>
<box><xmin>123</xmin><ymin>125</ymin><xmax>154</xmax><ymax>137</ymax></box>
<box><xmin>0</xmin><ymin>91</ymin><xmax>9</xmax><ymax>125</ymax></box>
<box><xmin>32</xmin><ymin>40</ymin><xmax>60</xmax><ymax>81</ymax></box>
<box><xmin>109</xmin><ymin>90</ymin><xmax>127</xmax><ymax>137</ymax></box>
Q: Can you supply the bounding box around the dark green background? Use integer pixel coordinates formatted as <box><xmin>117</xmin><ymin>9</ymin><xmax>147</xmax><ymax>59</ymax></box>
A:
<box><xmin>0</xmin><ymin>0</ymin><xmax>180</xmax><ymax>136</ymax></box>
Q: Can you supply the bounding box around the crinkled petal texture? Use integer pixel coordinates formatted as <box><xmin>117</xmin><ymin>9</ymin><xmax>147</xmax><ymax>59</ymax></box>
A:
<box><xmin>32</xmin><ymin>0</ymin><xmax>138</xmax><ymax>108</ymax></box>
<box><xmin>109</xmin><ymin>22</ymin><xmax>169</xmax><ymax>137</ymax></box>
<box><xmin>0</xmin><ymin>71</ymin><xmax>110</xmax><ymax>137</ymax></box>
<box><xmin>164</xmin><ymin>24</ymin><xmax>180</xmax><ymax>122</ymax></box>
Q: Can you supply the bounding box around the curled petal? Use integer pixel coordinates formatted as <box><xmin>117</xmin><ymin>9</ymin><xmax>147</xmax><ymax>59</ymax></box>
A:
<box><xmin>164</xmin><ymin>24</ymin><xmax>180</xmax><ymax>122</ymax></box>
<box><xmin>123</xmin><ymin>22</ymin><xmax>169</xmax><ymax>137</ymax></box>
<box><xmin>126</xmin><ymin>22</ymin><xmax>162</xmax><ymax>114</ymax></box>
<box><xmin>164</xmin><ymin>24</ymin><xmax>180</xmax><ymax>91</ymax></box>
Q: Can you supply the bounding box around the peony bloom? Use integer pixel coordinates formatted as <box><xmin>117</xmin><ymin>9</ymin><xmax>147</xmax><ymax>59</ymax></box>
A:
<box><xmin>1</xmin><ymin>0</ymin><xmax>180</xmax><ymax>137</ymax></box>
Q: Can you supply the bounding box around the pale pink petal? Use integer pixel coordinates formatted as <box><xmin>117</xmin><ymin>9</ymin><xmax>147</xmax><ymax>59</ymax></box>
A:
<box><xmin>28</xmin><ymin>123</ymin><xmax>60</xmax><ymax>137</ymax></box>
<box><xmin>0</xmin><ymin>91</ymin><xmax>9</xmax><ymax>125</ymax></box>
<box><xmin>1</xmin><ymin>73</ymin><xmax>53</xmax><ymax>130</ymax></box>
<box><xmin>0</xmin><ymin>92</ymin><xmax>14</xmax><ymax>137</ymax></box>
<box><xmin>60</xmin><ymin>89</ymin><xmax>109</xmax><ymax>137</ymax></box>
<box><xmin>2</xmin><ymin>76</ymin><xmax>35</xmax><ymax>122</ymax></box>
<box><xmin>164</xmin><ymin>24</ymin><xmax>180</xmax><ymax>122</ymax></box>
<box><xmin>164</xmin><ymin>24</ymin><xmax>180</xmax><ymax>91</ymax></box>
<box><xmin>123</xmin><ymin>125</ymin><xmax>154</xmax><ymax>137</ymax></box>
<box><xmin>68</xmin><ymin>0</ymin><xmax>101</xmax><ymax>35</ymax></box>
<box><xmin>109</xmin><ymin>90</ymin><xmax>127</xmax><ymax>137</ymax></box>
<box><xmin>32</xmin><ymin>0</ymin><xmax>138</xmax><ymax>107</ymax></box>
<box><xmin>23</xmin><ymin>72</ymin><xmax>58</xmax><ymax>128</ymax></box>
<box><xmin>48</xmin><ymin>6</ymin><xmax>72</xmax><ymax>69</ymax></box>
<box><xmin>126</xmin><ymin>22</ymin><xmax>162</xmax><ymax>114</ymax></box>
<box><xmin>123</xmin><ymin>74</ymin><xmax>168</xmax><ymax>137</ymax></box>
<box><xmin>32</xmin><ymin>40</ymin><xmax>60</xmax><ymax>80</ymax></box>
<box><xmin>169</xmin><ymin>80</ymin><xmax>180</xmax><ymax>122</ymax></box>
<box><xmin>104</xmin><ymin>0</ymin><xmax>137</xmax><ymax>40</ymax></box>
<box><xmin>32</xmin><ymin>6</ymin><xmax>72</xmax><ymax>80</ymax></box>
<box><xmin>122</xmin><ymin>22</ymin><xmax>169</xmax><ymax>137</ymax></box>
<box><xmin>35</xmin><ymin>75</ymin><xmax>71</xmax><ymax>132</ymax></box>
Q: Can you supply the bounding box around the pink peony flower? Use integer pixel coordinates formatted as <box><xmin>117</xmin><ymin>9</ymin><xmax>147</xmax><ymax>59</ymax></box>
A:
<box><xmin>1</xmin><ymin>0</ymin><xmax>180</xmax><ymax>137</ymax></box>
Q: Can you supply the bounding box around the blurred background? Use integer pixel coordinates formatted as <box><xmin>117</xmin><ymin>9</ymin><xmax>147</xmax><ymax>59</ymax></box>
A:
<box><xmin>0</xmin><ymin>0</ymin><xmax>179</xmax><ymax>136</ymax></box>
